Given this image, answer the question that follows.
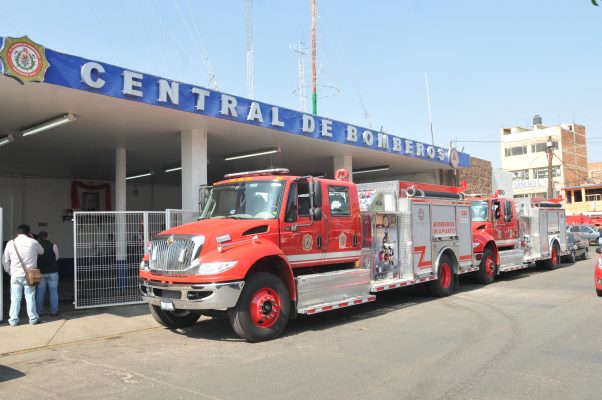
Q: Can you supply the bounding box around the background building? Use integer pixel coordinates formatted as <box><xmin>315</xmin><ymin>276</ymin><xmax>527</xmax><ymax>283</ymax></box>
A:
<box><xmin>501</xmin><ymin>115</ymin><xmax>587</xmax><ymax>198</ymax></box>
<box><xmin>457</xmin><ymin>156</ymin><xmax>492</xmax><ymax>195</ymax></box>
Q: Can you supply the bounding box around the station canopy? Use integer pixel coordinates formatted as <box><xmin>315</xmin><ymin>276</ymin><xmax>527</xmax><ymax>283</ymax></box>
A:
<box><xmin>0</xmin><ymin>35</ymin><xmax>470</xmax><ymax>185</ymax></box>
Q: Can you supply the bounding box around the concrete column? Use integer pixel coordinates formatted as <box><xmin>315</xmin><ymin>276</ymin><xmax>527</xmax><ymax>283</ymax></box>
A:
<box><xmin>333</xmin><ymin>155</ymin><xmax>353</xmax><ymax>182</ymax></box>
<box><xmin>115</xmin><ymin>147</ymin><xmax>127</xmax><ymax>287</ymax></box>
<box><xmin>181</xmin><ymin>129</ymin><xmax>208</xmax><ymax>211</ymax></box>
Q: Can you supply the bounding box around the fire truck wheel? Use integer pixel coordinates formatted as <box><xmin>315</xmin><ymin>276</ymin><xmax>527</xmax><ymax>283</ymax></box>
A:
<box><xmin>228</xmin><ymin>272</ymin><xmax>290</xmax><ymax>342</ymax></box>
<box><xmin>597</xmin><ymin>289</ymin><xmax>602</xmax><ymax>297</ymax></box>
<box><xmin>475</xmin><ymin>249</ymin><xmax>496</xmax><ymax>285</ymax></box>
<box><xmin>149</xmin><ymin>305</ymin><xmax>201</xmax><ymax>328</ymax></box>
<box><xmin>427</xmin><ymin>254</ymin><xmax>456</xmax><ymax>297</ymax></box>
<box><xmin>544</xmin><ymin>243</ymin><xmax>560</xmax><ymax>270</ymax></box>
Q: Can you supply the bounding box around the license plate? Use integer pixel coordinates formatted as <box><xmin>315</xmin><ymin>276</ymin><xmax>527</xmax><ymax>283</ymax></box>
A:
<box><xmin>160</xmin><ymin>300</ymin><xmax>174</xmax><ymax>311</ymax></box>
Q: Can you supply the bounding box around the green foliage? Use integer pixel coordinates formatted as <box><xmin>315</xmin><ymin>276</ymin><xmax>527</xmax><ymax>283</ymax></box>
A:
<box><xmin>593</xmin><ymin>0</ymin><xmax>599</xmax><ymax>6</ymax></box>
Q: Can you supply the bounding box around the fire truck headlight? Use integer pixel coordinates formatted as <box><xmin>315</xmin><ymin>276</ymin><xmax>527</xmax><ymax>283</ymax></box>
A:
<box><xmin>197</xmin><ymin>261</ymin><xmax>238</xmax><ymax>275</ymax></box>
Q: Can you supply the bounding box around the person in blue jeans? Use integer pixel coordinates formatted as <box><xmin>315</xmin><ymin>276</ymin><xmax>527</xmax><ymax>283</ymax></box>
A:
<box><xmin>36</xmin><ymin>231</ymin><xmax>60</xmax><ymax>316</ymax></box>
<box><xmin>2</xmin><ymin>224</ymin><xmax>44</xmax><ymax>326</ymax></box>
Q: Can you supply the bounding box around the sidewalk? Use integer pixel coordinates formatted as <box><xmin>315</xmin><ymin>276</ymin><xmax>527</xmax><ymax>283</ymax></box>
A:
<box><xmin>0</xmin><ymin>304</ymin><xmax>159</xmax><ymax>355</ymax></box>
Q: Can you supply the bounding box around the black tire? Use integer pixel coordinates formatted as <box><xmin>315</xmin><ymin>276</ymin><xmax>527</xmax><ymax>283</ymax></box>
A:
<box><xmin>228</xmin><ymin>272</ymin><xmax>290</xmax><ymax>342</ymax></box>
<box><xmin>544</xmin><ymin>243</ymin><xmax>560</xmax><ymax>270</ymax></box>
<box><xmin>149</xmin><ymin>305</ymin><xmax>201</xmax><ymax>328</ymax></box>
<box><xmin>475</xmin><ymin>248</ymin><xmax>496</xmax><ymax>285</ymax></box>
<box><xmin>597</xmin><ymin>289</ymin><xmax>602</xmax><ymax>297</ymax></box>
<box><xmin>427</xmin><ymin>254</ymin><xmax>456</xmax><ymax>297</ymax></box>
<box><xmin>567</xmin><ymin>250</ymin><xmax>576</xmax><ymax>264</ymax></box>
<box><xmin>582</xmin><ymin>248</ymin><xmax>589</xmax><ymax>261</ymax></box>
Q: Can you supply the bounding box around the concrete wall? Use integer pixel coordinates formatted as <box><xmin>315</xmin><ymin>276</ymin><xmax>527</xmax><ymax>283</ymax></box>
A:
<box><xmin>0</xmin><ymin>176</ymin><xmax>180</xmax><ymax>258</ymax></box>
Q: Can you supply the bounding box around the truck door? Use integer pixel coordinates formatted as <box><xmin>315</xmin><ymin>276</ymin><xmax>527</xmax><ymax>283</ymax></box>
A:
<box><xmin>280</xmin><ymin>180</ymin><xmax>325</xmax><ymax>267</ymax></box>
<box><xmin>323</xmin><ymin>183</ymin><xmax>361</xmax><ymax>263</ymax></box>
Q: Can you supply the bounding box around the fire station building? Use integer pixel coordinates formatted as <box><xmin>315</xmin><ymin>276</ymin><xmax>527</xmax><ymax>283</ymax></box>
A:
<box><xmin>0</xmin><ymin>35</ymin><xmax>470</xmax><ymax>312</ymax></box>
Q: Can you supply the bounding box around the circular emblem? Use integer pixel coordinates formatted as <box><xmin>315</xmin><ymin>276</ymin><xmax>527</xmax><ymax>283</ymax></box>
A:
<box><xmin>302</xmin><ymin>234</ymin><xmax>313</xmax><ymax>251</ymax></box>
<box><xmin>418</xmin><ymin>208</ymin><xmax>425</xmax><ymax>222</ymax></box>
<box><xmin>7</xmin><ymin>42</ymin><xmax>42</xmax><ymax>77</ymax></box>
<box><xmin>448</xmin><ymin>147</ymin><xmax>460</xmax><ymax>169</ymax></box>
<box><xmin>0</xmin><ymin>36</ymin><xmax>50</xmax><ymax>84</ymax></box>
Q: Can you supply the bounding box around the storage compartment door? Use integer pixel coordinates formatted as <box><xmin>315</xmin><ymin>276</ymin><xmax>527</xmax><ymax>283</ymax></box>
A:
<box><xmin>412</xmin><ymin>204</ymin><xmax>433</xmax><ymax>275</ymax></box>
<box><xmin>539</xmin><ymin>211</ymin><xmax>549</xmax><ymax>256</ymax></box>
<box><xmin>456</xmin><ymin>206</ymin><xmax>472</xmax><ymax>266</ymax></box>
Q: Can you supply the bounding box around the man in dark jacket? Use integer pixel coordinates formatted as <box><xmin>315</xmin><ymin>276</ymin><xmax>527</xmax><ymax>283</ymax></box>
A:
<box><xmin>36</xmin><ymin>231</ymin><xmax>60</xmax><ymax>316</ymax></box>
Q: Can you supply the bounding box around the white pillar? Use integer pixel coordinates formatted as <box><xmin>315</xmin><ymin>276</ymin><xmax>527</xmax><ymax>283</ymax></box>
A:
<box><xmin>333</xmin><ymin>155</ymin><xmax>353</xmax><ymax>182</ymax></box>
<box><xmin>181</xmin><ymin>129</ymin><xmax>208</xmax><ymax>211</ymax></box>
<box><xmin>115</xmin><ymin>147</ymin><xmax>127</xmax><ymax>211</ymax></box>
<box><xmin>115</xmin><ymin>147</ymin><xmax>127</xmax><ymax>287</ymax></box>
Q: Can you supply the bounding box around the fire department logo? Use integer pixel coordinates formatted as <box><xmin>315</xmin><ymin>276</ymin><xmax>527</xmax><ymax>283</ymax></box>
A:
<box><xmin>338</xmin><ymin>232</ymin><xmax>347</xmax><ymax>249</ymax></box>
<box><xmin>302</xmin><ymin>234</ymin><xmax>313</xmax><ymax>251</ymax></box>
<box><xmin>448</xmin><ymin>147</ymin><xmax>460</xmax><ymax>169</ymax></box>
<box><xmin>418</xmin><ymin>208</ymin><xmax>425</xmax><ymax>222</ymax></box>
<box><xmin>166</xmin><ymin>234</ymin><xmax>175</xmax><ymax>247</ymax></box>
<box><xmin>0</xmin><ymin>36</ymin><xmax>50</xmax><ymax>84</ymax></box>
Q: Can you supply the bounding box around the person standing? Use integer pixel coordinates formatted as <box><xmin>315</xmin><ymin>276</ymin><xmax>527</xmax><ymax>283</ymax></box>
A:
<box><xmin>2</xmin><ymin>224</ymin><xmax>44</xmax><ymax>326</ymax></box>
<box><xmin>36</xmin><ymin>231</ymin><xmax>60</xmax><ymax>316</ymax></box>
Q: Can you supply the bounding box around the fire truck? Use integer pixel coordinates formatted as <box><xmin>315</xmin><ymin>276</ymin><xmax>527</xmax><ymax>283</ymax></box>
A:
<box><xmin>138</xmin><ymin>169</ymin><xmax>525</xmax><ymax>341</ymax></box>
<box><xmin>469</xmin><ymin>192</ymin><xmax>568</xmax><ymax>284</ymax></box>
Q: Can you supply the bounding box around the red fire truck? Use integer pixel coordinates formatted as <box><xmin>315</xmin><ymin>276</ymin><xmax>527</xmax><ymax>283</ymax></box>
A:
<box><xmin>469</xmin><ymin>192</ymin><xmax>568</xmax><ymax>284</ymax></box>
<box><xmin>138</xmin><ymin>169</ymin><xmax>556</xmax><ymax>341</ymax></box>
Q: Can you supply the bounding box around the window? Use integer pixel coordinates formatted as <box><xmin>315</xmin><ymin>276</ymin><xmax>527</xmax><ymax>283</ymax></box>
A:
<box><xmin>504</xmin><ymin>146</ymin><xmax>527</xmax><ymax>157</ymax></box>
<box><xmin>567</xmin><ymin>191</ymin><xmax>572</xmax><ymax>204</ymax></box>
<box><xmin>511</xmin><ymin>169</ymin><xmax>529</xmax><ymax>180</ymax></box>
<box><xmin>328</xmin><ymin>185</ymin><xmax>351</xmax><ymax>216</ymax></box>
<box><xmin>531</xmin><ymin>141</ymin><xmax>558</xmax><ymax>153</ymax></box>
<box><xmin>504</xmin><ymin>200</ymin><xmax>513</xmax><ymax>221</ymax></box>
<box><xmin>532</xmin><ymin>166</ymin><xmax>561</xmax><ymax>179</ymax></box>
<box><xmin>298</xmin><ymin>181</ymin><xmax>310</xmax><ymax>216</ymax></box>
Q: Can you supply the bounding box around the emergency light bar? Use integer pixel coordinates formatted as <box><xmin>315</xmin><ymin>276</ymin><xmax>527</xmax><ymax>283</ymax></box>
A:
<box><xmin>224</xmin><ymin>168</ymin><xmax>290</xmax><ymax>179</ymax></box>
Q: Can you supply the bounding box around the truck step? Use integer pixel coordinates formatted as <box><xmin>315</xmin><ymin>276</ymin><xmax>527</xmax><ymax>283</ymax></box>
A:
<box><xmin>499</xmin><ymin>263</ymin><xmax>529</xmax><ymax>273</ymax></box>
<box><xmin>459</xmin><ymin>266</ymin><xmax>479</xmax><ymax>274</ymax></box>
<box><xmin>298</xmin><ymin>295</ymin><xmax>376</xmax><ymax>315</ymax></box>
<box><xmin>370</xmin><ymin>275</ymin><xmax>436</xmax><ymax>293</ymax></box>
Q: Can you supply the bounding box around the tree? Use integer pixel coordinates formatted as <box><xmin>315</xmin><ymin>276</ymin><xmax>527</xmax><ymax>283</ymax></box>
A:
<box><xmin>593</xmin><ymin>0</ymin><xmax>599</xmax><ymax>6</ymax></box>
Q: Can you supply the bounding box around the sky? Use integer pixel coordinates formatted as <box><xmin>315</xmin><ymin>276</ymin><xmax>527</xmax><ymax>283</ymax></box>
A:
<box><xmin>1</xmin><ymin>0</ymin><xmax>601</xmax><ymax>168</ymax></box>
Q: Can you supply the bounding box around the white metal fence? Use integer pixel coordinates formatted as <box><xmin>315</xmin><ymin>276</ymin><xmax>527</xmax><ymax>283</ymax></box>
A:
<box><xmin>73</xmin><ymin>209</ymin><xmax>199</xmax><ymax>309</ymax></box>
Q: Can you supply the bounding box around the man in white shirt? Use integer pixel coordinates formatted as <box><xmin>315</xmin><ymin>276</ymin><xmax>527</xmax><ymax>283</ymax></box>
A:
<box><xmin>2</xmin><ymin>224</ymin><xmax>44</xmax><ymax>326</ymax></box>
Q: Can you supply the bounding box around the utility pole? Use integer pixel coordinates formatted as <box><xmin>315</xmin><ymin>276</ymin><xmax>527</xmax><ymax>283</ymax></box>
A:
<box><xmin>546</xmin><ymin>136</ymin><xmax>554</xmax><ymax>198</ymax></box>
<box><xmin>246</xmin><ymin>0</ymin><xmax>254</xmax><ymax>99</ymax></box>
<box><xmin>311</xmin><ymin>0</ymin><xmax>317</xmax><ymax>115</ymax></box>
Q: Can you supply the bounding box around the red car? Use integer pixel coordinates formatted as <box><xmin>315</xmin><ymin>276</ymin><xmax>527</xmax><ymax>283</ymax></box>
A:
<box><xmin>594</xmin><ymin>247</ymin><xmax>602</xmax><ymax>297</ymax></box>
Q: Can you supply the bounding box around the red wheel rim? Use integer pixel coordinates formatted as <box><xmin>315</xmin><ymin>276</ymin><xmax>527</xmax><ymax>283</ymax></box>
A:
<box><xmin>440</xmin><ymin>262</ymin><xmax>452</xmax><ymax>289</ymax></box>
<box><xmin>250</xmin><ymin>288</ymin><xmax>281</xmax><ymax>328</ymax></box>
<box><xmin>485</xmin><ymin>257</ymin><xmax>495</xmax><ymax>278</ymax></box>
<box><xmin>552</xmin><ymin>247</ymin><xmax>557</xmax><ymax>265</ymax></box>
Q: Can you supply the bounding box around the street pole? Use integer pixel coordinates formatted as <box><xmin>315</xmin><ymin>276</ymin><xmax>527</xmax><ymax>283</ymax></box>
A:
<box><xmin>546</xmin><ymin>136</ymin><xmax>554</xmax><ymax>198</ymax></box>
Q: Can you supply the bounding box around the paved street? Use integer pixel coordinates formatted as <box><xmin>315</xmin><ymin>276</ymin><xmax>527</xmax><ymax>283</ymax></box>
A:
<box><xmin>1</xmin><ymin>257</ymin><xmax>601</xmax><ymax>400</ymax></box>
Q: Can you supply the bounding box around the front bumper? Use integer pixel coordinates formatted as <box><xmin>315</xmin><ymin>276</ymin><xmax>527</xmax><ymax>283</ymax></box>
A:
<box><xmin>140</xmin><ymin>279</ymin><xmax>245</xmax><ymax>310</ymax></box>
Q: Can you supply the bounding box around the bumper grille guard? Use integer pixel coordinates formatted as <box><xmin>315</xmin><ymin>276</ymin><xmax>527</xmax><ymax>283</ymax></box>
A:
<box><xmin>149</xmin><ymin>235</ymin><xmax>204</xmax><ymax>272</ymax></box>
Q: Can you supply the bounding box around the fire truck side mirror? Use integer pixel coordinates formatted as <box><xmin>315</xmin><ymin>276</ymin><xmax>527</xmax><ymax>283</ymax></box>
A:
<box><xmin>311</xmin><ymin>207</ymin><xmax>323</xmax><ymax>221</ymax></box>
<box><xmin>312</xmin><ymin>180</ymin><xmax>322</xmax><ymax>208</ymax></box>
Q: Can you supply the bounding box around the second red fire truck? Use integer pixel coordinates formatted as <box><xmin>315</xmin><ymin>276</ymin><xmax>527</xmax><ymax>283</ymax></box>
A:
<box><xmin>139</xmin><ymin>169</ymin><xmax>568</xmax><ymax>341</ymax></box>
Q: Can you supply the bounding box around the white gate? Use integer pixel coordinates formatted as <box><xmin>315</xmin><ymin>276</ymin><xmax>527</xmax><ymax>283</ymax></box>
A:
<box><xmin>73</xmin><ymin>209</ymin><xmax>197</xmax><ymax>309</ymax></box>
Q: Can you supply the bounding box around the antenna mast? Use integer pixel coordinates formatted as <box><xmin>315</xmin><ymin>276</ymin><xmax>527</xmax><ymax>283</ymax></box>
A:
<box><xmin>246</xmin><ymin>0</ymin><xmax>254</xmax><ymax>98</ymax></box>
<box><xmin>292</xmin><ymin>41</ymin><xmax>308</xmax><ymax>113</ymax></box>
<box><xmin>311</xmin><ymin>0</ymin><xmax>317</xmax><ymax>115</ymax></box>
<box><xmin>425</xmin><ymin>72</ymin><xmax>434</xmax><ymax>145</ymax></box>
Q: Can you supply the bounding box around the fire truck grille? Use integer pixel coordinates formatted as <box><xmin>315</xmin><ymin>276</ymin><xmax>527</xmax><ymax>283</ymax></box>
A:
<box><xmin>150</xmin><ymin>238</ymin><xmax>197</xmax><ymax>272</ymax></box>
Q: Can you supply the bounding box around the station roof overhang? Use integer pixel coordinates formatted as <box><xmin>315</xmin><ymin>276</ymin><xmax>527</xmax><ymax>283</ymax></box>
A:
<box><xmin>0</xmin><ymin>35</ymin><xmax>470</xmax><ymax>185</ymax></box>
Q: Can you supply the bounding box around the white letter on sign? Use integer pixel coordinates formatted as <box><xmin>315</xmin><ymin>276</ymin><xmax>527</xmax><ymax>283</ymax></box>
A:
<box><xmin>158</xmin><ymin>79</ymin><xmax>179</xmax><ymax>105</ymax></box>
<box><xmin>321</xmin><ymin>119</ymin><xmax>333</xmax><ymax>137</ymax></box>
<box><xmin>81</xmin><ymin>62</ymin><xmax>105</xmax><ymax>89</ymax></box>
<box><xmin>362</xmin><ymin>130</ymin><xmax>374</xmax><ymax>146</ymax></box>
<box><xmin>123</xmin><ymin>70</ymin><xmax>143</xmax><ymax>97</ymax></box>
<box><xmin>392</xmin><ymin>137</ymin><xmax>402</xmax><ymax>152</ymax></box>
<box><xmin>416</xmin><ymin>142</ymin><xmax>425</xmax><ymax>157</ymax></box>
<box><xmin>405</xmin><ymin>140</ymin><xmax>414</xmax><ymax>155</ymax></box>
<box><xmin>271</xmin><ymin>106</ymin><xmax>284</xmax><ymax>127</ymax></box>
<box><xmin>437</xmin><ymin>148</ymin><xmax>445</xmax><ymax>161</ymax></box>
<box><xmin>426</xmin><ymin>145</ymin><xmax>436</xmax><ymax>159</ymax></box>
<box><xmin>247</xmin><ymin>101</ymin><xmax>264</xmax><ymax>122</ymax></box>
<box><xmin>377</xmin><ymin>133</ymin><xmax>389</xmax><ymax>149</ymax></box>
<box><xmin>191</xmin><ymin>87</ymin><xmax>210</xmax><ymax>111</ymax></box>
<box><xmin>346</xmin><ymin>125</ymin><xmax>358</xmax><ymax>142</ymax></box>
<box><xmin>302</xmin><ymin>114</ymin><xmax>315</xmax><ymax>133</ymax></box>
<box><xmin>220</xmin><ymin>94</ymin><xmax>238</xmax><ymax>117</ymax></box>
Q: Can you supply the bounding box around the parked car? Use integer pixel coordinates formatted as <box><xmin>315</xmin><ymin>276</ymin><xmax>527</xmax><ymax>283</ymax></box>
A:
<box><xmin>567</xmin><ymin>224</ymin><xmax>600</xmax><ymax>245</ymax></box>
<box><xmin>595</xmin><ymin>248</ymin><xmax>602</xmax><ymax>297</ymax></box>
<box><xmin>563</xmin><ymin>233</ymin><xmax>589</xmax><ymax>263</ymax></box>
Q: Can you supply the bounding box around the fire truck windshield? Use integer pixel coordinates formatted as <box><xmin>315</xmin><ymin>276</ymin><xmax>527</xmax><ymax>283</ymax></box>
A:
<box><xmin>200</xmin><ymin>180</ymin><xmax>284</xmax><ymax>220</ymax></box>
<box><xmin>471</xmin><ymin>200</ymin><xmax>489</xmax><ymax>222</ymax></box>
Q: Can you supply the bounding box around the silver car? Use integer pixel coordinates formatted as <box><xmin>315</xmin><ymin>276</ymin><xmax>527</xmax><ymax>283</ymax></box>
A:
<box><xmin>567</xmin><ymin>225</ymin><xmax>600</xmax><ymax>245</ymax></box>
